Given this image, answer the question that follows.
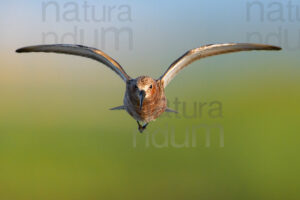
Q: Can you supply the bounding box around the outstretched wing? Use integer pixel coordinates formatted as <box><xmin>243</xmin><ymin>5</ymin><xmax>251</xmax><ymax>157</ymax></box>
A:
<box><xmin>158</xmin><ymin>43</ymin><xmax>281</xmax><ymax>88</ymax></box>
<box><xmin>16</xmin><ymin>44</ymin><xmax>131</xmax><ymax>82</ymax></box>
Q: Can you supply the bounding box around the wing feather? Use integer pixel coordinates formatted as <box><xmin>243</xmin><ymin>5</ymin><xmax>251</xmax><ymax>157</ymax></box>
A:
<box><xmin>159</xmin><ymin>43</ymin><xmax>281</xmax><ymax>88</ymax></box>
<box><xmin>16</xmin><ymin>44</ymin><xmax>131</xmax><ymax>82</ymax></box>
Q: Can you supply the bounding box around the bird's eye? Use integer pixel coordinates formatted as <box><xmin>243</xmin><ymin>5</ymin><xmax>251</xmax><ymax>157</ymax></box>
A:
<box><xmin>149</xmin><ymin>85</ymin><xmax>152</xmax><ymax>89</ymax></box>
<box><xmin>134</xmin><ymin>85</ymin><xmax>138</xmax><ymax>89</ymax></box>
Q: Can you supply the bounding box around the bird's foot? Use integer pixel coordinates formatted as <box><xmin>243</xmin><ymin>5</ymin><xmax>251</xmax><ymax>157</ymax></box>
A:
<box><xmin>137</xmin><ymin>121</ymin><xmax>148</xmax><ymax>133</ymax></box>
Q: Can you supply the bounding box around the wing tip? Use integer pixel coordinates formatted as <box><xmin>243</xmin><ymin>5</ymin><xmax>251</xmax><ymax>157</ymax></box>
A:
<box><xmin>197</xmin><ymin>43</ymin><xmax>282</xmax><ymax>51</ymax></box>
<box><xmin>244</xmin><ymin>43</ymin><xmax>282</xmax><ymax>51</ymax></box>
<box><xmin>261</xmin><ymin>44</ymin><xmax>281</xmax><ymax>51</ymax></box>
<box><xmin>271</xmin><ymin>45</ymin><xmax>282</xmax><ymax>51</ymax></box>
<box><xmin>15</xmin><ymin>44</ymin><xmax>72</xmax><ymax>53</ymax></box>
<box><xmin>15</xmin><ymin>47</ymin><xmax>26</xmax><ymax>53</ymax></box>
<box><xmin>16</xmin><ymin>46</ymin><xmax>34</xmax><ymax>53</ymax></box>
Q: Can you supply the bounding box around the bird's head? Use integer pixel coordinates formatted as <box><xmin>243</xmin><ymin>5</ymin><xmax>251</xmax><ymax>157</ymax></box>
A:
<box><xmin>127</xmin><ymin>76</ymin><xmax>157</xmax><ymax>110</ymax></box>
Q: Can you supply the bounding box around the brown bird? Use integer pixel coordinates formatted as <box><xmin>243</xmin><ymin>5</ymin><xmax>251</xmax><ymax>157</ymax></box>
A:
<box><xmin>16</xmin><ymin>43</ymin><xmax>281</xmax><ymax>132</ymax></box>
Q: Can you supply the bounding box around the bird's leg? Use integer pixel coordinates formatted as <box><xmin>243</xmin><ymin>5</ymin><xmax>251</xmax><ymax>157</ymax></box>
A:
<box><xmin>137</xmin><ymin>121</ymin><xmax>149</xmax><ymax>133</ymax></box>
<box><xmin>142</xmin><ymin>123</ymin><xmax>148</xmax><ymax>130</ymax></box>
<box><xmin>137</xmin><ymin>121</ymin><xmax>143</xmax><ymax>133</ymax></box>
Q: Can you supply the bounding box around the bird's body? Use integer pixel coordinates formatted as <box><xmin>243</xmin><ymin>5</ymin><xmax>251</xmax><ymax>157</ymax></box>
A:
<box><xmin>16</xmin><ymin>43</ymin><xmax>281</xmax><ymax>132</ymax></box>
<box><xmin>124</xmin><ymin>76</ymin><xmax>166</xmax><ymax>123</ymax></box>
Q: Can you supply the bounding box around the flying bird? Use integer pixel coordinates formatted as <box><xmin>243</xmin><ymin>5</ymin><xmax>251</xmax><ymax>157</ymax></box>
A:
<box><xmin>16</xmin><ymin>43</ymin><xmax>281</xmax><ymax>132</ymax></box>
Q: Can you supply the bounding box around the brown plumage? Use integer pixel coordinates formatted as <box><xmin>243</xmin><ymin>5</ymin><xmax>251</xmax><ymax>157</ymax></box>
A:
<box><xmin>16</xmin><ymin>43</ymin><xmax>281</xmax><ymax>132</ymax></box>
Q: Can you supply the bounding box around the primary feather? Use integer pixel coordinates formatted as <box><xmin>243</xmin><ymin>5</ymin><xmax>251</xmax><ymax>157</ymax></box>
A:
<box><xmin>16</xmin><ymin>44</ymin><xmax>131</xmax><ymax>82</ymax></box>
<box><xmin>159</xmin><ymin>43</ymin><xmax>281</xmax><ymax>88</ymax></box>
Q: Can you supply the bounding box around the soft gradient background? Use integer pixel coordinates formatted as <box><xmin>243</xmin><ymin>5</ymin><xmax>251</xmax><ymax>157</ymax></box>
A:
<box><xmin>0</xmin><ymin>0</ymin><xmax>299</xmax><ymax>199</ymax></box>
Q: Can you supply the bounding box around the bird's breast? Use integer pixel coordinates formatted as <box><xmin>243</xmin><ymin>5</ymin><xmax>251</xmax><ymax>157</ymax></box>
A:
<box><xmin>124</xmin><ymin>91</ymin><xmax>167</xmax><ymax>123</ymax></box>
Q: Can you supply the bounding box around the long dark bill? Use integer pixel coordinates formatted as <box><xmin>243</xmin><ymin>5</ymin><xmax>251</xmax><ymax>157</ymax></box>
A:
<box><xmin>139</xmin><ymin>90</ymin><xmax>146</xmax><ymax>110</ymax></box>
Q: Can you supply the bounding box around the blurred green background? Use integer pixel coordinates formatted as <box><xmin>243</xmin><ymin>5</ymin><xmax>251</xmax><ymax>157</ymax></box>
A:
<box><xmin>0</xmin><ymin>0</ymin><xmax>299</xmax><ymax>199</ymax></box>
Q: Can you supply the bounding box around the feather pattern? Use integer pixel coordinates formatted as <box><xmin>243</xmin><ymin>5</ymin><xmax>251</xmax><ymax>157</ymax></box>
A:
<box><xmin>159</xmin><ymin>43</ymin><xmax>281</xmax><ymax>88</ymax></box>
<box><xmin>16</xmin><ymin>44</ymin><xmax>131</xmax><ymax>82</ymax></box>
